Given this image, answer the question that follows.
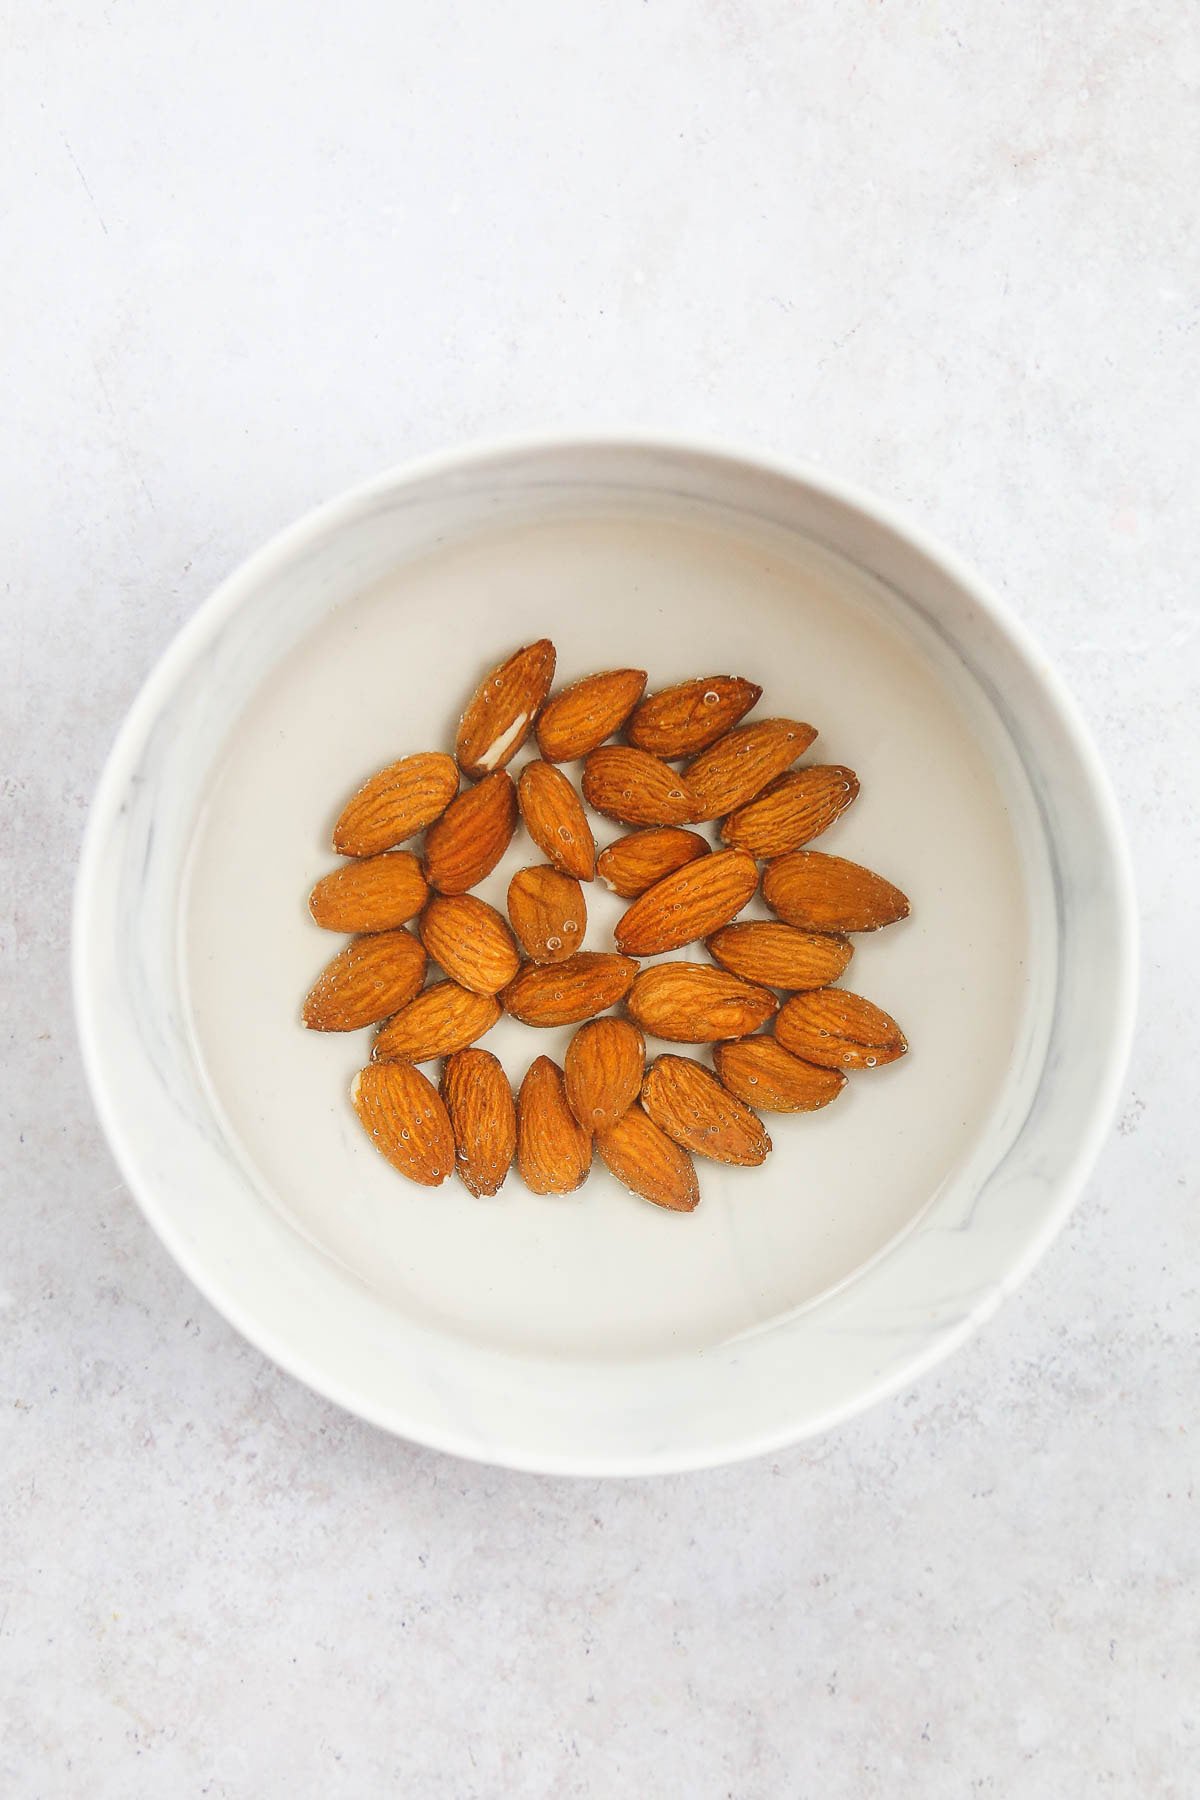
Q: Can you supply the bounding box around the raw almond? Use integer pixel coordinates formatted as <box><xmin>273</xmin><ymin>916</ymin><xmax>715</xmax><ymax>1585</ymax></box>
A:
<box><xmin>722</xmin><ymin>765</ymin><xmax>859</xmax><ymax>858</ymax></box>
<box><xmin>302</xmin><ymin>928</ymin><xmax>427</xmax><ymax>1032</ymax></box>
<box><xmin>775</xmin><ymin>989</ymin><xmax>908</xmax><ymax>1070</ymax></box>
<box><xmin>440</xmin><ymin>1047</ymin><xmax>516</xmax><ymax>1197</ymax></box>
<box><xmin>419</xmin><ymin>894</ymin><xmax>520</xmax><ymax>994</ymax></box>
<box><xmin>706</xmin><ymin>921</ymin><xmax>853</xmax><ymax>989</ymax></box>
<box><xmin>582</xmin><ymin>746</ymin><xmax>701</xmax><ymax>826</ymax></box>
<box><xmin>641</xmin><ymin>1054</ymin><xmax>771</xmax><ymax>1166</ymax></box>
<box><xmin>614</xmin><ymin>847</ymin><xmax>758</xmax><ymax>957</ymax></box>
<box><xmin>373</xmin><ymin>980</ymin><xmax>500</xmax><ymax>1063</ymax></box>
<box><xmin>762</xmin><ymin>850</ymin><xmax>910</xmax><ymax>932</ymax></box>
<box><xmin>502</xmin><ymin>952</ymin><xmax>639</xmax><ymax>1028</ymax></box>
<box><xmin>535</xmin><ymin>668</ymin><xmax>647</xmax><ymax>762</ymax></box>
<box><xmin>627</xmin><ymin>675</ymin><xmax>762</xmax><ymax>757</ymax></box>
<box><xmin>517</xmin><ymin>760</ymin><xmax>596</xmax><ymax>880</ymax></box>
<box><xmin>422</xmin><ymin>770</ymin><xmax>517</xmax><ymax>894</ymax></box>
<box><xmin>351</xmin><ymin>1062</ymin><xmax>455</xmax><ymax>1186</ymax></box>
<box><xmin>506</xmin><ymin>865</ymin><xmax>587</xmax><ymax>964</ymax></box>
<box><xmin>309</xmin><ymin>851</ymin><xmax>429</xmax><ymax>933</ymax></box>
<box><xmin>333</xmin><ymin>751</ymin><xmax>459</xmax><ymax>857</ymax></box>
<box><xmin>456</xmin><ymin>639</ymin><xmax>556</xmax><ymax>778</ymax></box>
<box><xmin>713</xmin><ymin>1036</ymin><xmax>847</xmax><ymax>1112</ymax></box>
<box><xmin>595</xmin><ymin>827</ymin><xmax>710</xmax><ymax>898</ymax></box>
<box><xmin>564</xmin><ymin>1016</ymin><xmax>646</xmax><ymax>1134</ymax></box>
<box><xmin>627</xmin><ymin>962</ymin><xmax>778</xmax><ymax>1043</ymax></box>
<box><xmin>596</xmin><ymin>1104</ymin><xmax>700</xmax><ymax>1212</ymax></box>
<box><xmin>685</xmin><ymin>718</ymin><xmax>817</xmax><ymax>820</ymax></box>
<box><xmin>516</xmin><ymin>1056</ymin><xmax>592</xmax><ymax>1194</ymax></box>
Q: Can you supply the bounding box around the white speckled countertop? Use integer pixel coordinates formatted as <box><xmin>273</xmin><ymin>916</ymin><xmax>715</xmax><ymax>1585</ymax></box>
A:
<box><xmin>3</xmin><ymin>2</ymin><xmax>1197</xmax><ymax>1793</ymax></box>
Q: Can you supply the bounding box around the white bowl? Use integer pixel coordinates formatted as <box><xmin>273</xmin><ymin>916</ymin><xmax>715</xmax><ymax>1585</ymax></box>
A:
<box><xmin>74</xmin><ymin>437</ymin><xmax>1136</xmax><ymax>1475</ymax></box>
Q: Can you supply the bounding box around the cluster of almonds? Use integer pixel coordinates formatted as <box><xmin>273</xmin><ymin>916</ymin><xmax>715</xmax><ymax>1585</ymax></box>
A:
<box><xmin>302</xmin><ymin>641</ymin><xmax>909</xmax><ymax>1212</ymax></box>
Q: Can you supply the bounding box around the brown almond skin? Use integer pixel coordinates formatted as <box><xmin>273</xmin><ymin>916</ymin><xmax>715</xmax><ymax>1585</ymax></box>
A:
<box><xmin>351</xmin><ymin>1062</ymin><xmax>455</xmax><ymax>1186</ymax></box>
<box><xmin>722</xmin><ymin>766</ymin><xmax>859</xmax><ymax>858</ymax></box>
<box><xmin>713</xmin><ymin>1036</ymin><xmax>847</xmax><ymax>1113</ymax></box>
<box><xmin>535</xmin><ymin>668</ymin><xmax>648</xmax><ymax>762</ymax></box>
<box><xmin>423</xmin><ymin>770</ymin><xmax>518</xmax><ymax>894</ymax></box>
<box><xmin>373</xmin><ymin>981</ymin><xmax>500</xmax><ymax>1063</ymax></box>
<box><xmin>582</xmin><ymin>746</ymin><xmax>701</xmax><ymax>827</ymax></box>
<box><xmin>516</xmin><ymin>1056</ymin><xmax>592</xmax><ymax>1194</ymax></box>
<box><xmin>641</xmin><ymin>1055</ymin><xmax>771</xmax><ymax>1166</ymax></box>
<box><xmin>627</xmin><ymin>676</ymin><xmax>762</xmax><ymax>758</ymax></box>
<box><xmin>502</xmin><ymin>952</ymin><xmax>639</xmax><ymax>1028</ymax></box>
<box><xmin>441</xmin><ymin>1048</ymin><xmax>517</xmax><ymax>1197</ymax></box>
<box><xmin>686</xmin><ymin>719</ymin><xmax>817</xmax><ymax>820</ymax></box>
<box><xmin>627</xmin><ymin>962</ymin><xmax>778</xmax><ymax>1043</ymax></box>
<box><xmin>517</xmin><ymin>761</ymin><xmax>596</xmax><ymax>880</ymax></box>
<box><xmin>507</xmin><ymin>865</ymin><xmax>587</xmax><ymax>964</ymax></box>
<box><xmin>564</xmin><ymin>1017</ymin><xmax>646</xmax><ymax>1134</ymax></box>
<box><xmin>456</xmin><ymin>639</ymin><xmax>556</xmax><ymax>778</ymax></box>
<box><xmin>775</xmin><ymin>989</ymin><xmax>908</xmax><ymax>1070</ymax></box>
<box><xmin>419</xmin><ymin>894</ymin><xmax>521</xmax><ymax>995</ymax></box>
<box><xmin>333</xmin><ymin>751</ymin><xmax>459</xmax><ymax>857</ymax></box>
<box><xmin>596</xmin><ymin>827</ymin><xmax>710</xmax><ymax>899</ymax></box>
<box><xmin>302</xmin><ymin>928</ymin><xmax>427</xmax><ymax>1032</ymax></box>
<box><xmin>309</xmin><ymin>851</ymin><xmax>429</xmax><ymax>933</ymax></box>
<box><xmin>596</xmin><ymin>1104</ymin><xmax>700</xmax><ymax>1212</ymax></box>
<box><xmin>762</xmin><ymin>850</ymin><xmax>910</xmax><ymax>932</ymax></box>
<box><xmin>614</xmin><ymin>848</ymin><xmax>758</xmax><ymax>957</ymax></box>
<box><xmin>706</xmin><ymin>921</ymin><xmax>853</xmax><ymax>990</ymax></box>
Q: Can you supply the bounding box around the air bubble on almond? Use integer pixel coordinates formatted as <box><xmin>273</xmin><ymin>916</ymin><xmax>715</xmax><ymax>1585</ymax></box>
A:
<box><xmin>546</xmin><ymin>935</ymin><xmax>562</xmax><ymax>951</ymax></box>
<box><xmin>558</xmin><ymin>825</ymin><xmax>573</xmax><ymax>840</ymax></box>
<box><xmin>747</xmin><ymin>1074</ymin><xmax>758</xmax><ymax>1085</ymax></box>
<box><xmin>865</xmin><ymin>1056</ymin><xmax>878</xmax><ymax>1067</ymax></box>
<box><xmin>703</xmin><ymin>691</ymin><xmax>719</xmax><ymax>705</ymax></box>
<box><xmin>401</xmin><ymin>1128</ymin><xmax>410</xmax><ymax>1140</ymax></box>
<box><xmin>563</xmin><ymin>919</ymin><xmax>578</xmax><ymax>933</ymax></box>
<box><xmin>668</xmin><ymin>789</ymin><xmax>684</xmax><ymax>800</ymax></box>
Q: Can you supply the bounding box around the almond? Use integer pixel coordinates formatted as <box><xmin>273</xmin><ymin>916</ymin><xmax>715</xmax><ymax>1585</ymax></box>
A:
<box><xmin>309</xmin><ymin>851</ymin><xmax>429</xmax><ymax>933</ymax></box>
<box><xmin>722</xmin><ymin>765</ymin><xmax>859</xmax><ymax>858</ymax></box>
<box><xmin>506</xmin><ymin>865</ymin><xmax>587</xmax><ymax>964</ymax></box>
<box><xmin>517</xmin><ymin>760</ymin><xmax>596</xmax><ymax>880</ymax></box>
<box><xmin>762</xmin><ymin>850</ymin><xmax>910</xmax><ymax>932</ymax></box>
<box><xmin>641</xmin><ymin>1054</ymin><xmax>771</xmax><ymax>1166</ymax></box>
<box><xmin>302</xmin><ymin>928</ymin><xmax>427</xmax><ymax>1032</ymax></box>
<box><xmin>627</xmin><ymin>962</ymin><xmax>778</xmax><ymax>1043</ymax></box>
<box><xmin>351</xmin><ymin>1062</ymin><xmax>455</xmax><ymax>1186</ymax></box>
<box><xmin>440</xmin><ymin>1047</ymin><xmax>516</xmax><ymax>1197</ymax></box>
<box><xmin>713</xmin><ymin>1036</ymin><xmax>847</xmax><ymax>1112</ymax></box>
<box><xmin>581</xmin><ymin>746</ymin><xmax>701</xmax><ymax>826</ymax></box>
<box><xmin>333</xmin><ymin>751</ymin><xmax>459</xmax><ymax>857</ymax></box>
<box><xmin>419</xmin><ymin>894</ymin><xmax>520</xmax><ymax>994</ymax></box>
<box><xmin>685</xmin><ymin>718</ymin><xmax>817</xmax><ymax>820</ymax></box>
<box><xmin>373</xmin><ymin>980</ymin><xmax>500</xmax><ymax>1063</ymax></box>
<box><xmin>563</xmin><ymin>1017</ymin><xmax>646</xmax><ymax>1134</ymax></box>
<box><xmin>775</xmin><ymin>989</ymin><xmax>908</xmax><ymax>1070</ymax></box>
<box><xmin>614</xmin><ymin>848</ymin><xmax>758</xmax><ymax>957</ymax></box>
<box><xmin>706</xmin><ymin>921</ymin><xmax>853</xmax><ymax>989</ymax></box>
<box><xmin>596</xmin><ymin>1104</ymin><xmax>700</xmax><ymax>1212</ymax></box>
<box><xmin>535</xmin><ymin>668</ymin><xmax>648</xmax><ymax>762</ymax></box>
<box><xmin>455</xmin><ymin>639</ymin><xmax>556</xmax><ymax>778</ymax></box>
<box><xmin>422</xmin><ymin>770</ymin><xmax>518</xmax><ymax>894</ymax></box>
<box><xmin>627</xmin><ymin>675</ymin><xmax>762</xmax><ymax>757</ymax></box>
<box><xmin>595</xmin><ymin>827</ymin><xmax>710</xmax><ymax>898</ymax></box>
<box><xmin>516</xmin><ymin>1056</ymin><xmax>592</xmax><ymax>1194</ymax></box>
<box><xmin>502</xmin><ymin>951</ymin><xmax>639</xmax><ymax>1028</ymax></box>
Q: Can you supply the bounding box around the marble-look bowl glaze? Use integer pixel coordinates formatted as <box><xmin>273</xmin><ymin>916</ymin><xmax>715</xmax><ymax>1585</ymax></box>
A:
<box><xmin>73</xmin><ymin>438</ymin><xmax>1136</xmax><ymax>1474</ymax></box>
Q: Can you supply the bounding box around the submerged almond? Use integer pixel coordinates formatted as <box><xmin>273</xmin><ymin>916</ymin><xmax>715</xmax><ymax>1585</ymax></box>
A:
<box><xmin>507</xmin><ymin>865</ymin><xmax>587</xmax><ymax>963</ymax></box>
<box><xmin>302</xmin><ymin>928</ymin><xmax>427</xmax><ymax>1032</ymax></box>
<box><xmin>333</xmin><ymin>751</ymin><xmax>459</xmax><ymax>857</ymax></box>
<box><xmin>721</xmin><ymin>766</ymin><xmax>859</xmax><ymax>858</ymax></box>
<box><xmin>686</xmin><ymin>718</ymin><xmax>816</xmax><ymax>819</ymax></box>
<box><xmin>596</xmin><ymin>1104</ymin><xmax>700</xmax><ymax>1212</ymax></box>
<box><xmin>351</xmin><ymin>1062</ymin><xmax>455</xmax><ymax>1186</ymax></box>
<box><xmin>705</xmin><ymin>921</ymin><xmax>853</xmax><ymax>990</ymax></box>
<box><xmin>627</xmin><ymin>675</ymin><xmax>762</xmax><ymax>757</ymax></box>
<box><xmin>441</xmin><ymin>1047</ymin><xmax>517</xmax><ymax>1197</ymax></box>
<box><xmin>563</xmin><ymin>1016</ymin><xmax>646</xmax><ymax>1134</ymax></box>
<box><xmin>713</xmin><ymin>1036</ymin><xmax>847</xmax><ymax>1112</ymax></box>
<box><xmin>775</xmin><ymin>989</ymin><xmax>908</xmax><ymax>1070</ymax></box>
<box><xmin>456</xmin><ymin>639</ymin><xmax>556</xmax><ymax>778</ymax></box>
<box><xmin>517</xmin><ymin>760</ymin><xmax>596</xmax><ymax>880</ymax></box>
<box><xmin>423</xmin><ymin>770</ymin><xmax>518</xmax><ymax>894</ymax></box>
<box><xmin>596</xmin><ymin>827</ymin><xmax>710</xmax><ymax>898</ymax></box>
<box><xmin>419</xmin><ymin>894</ymin><xmax>520</xmax><ymax>994</ymax></box>
<box><xmin>309</xmin><ymin>851</ymin><xmax>429</xmax><ymax>933</ymax></box>
<box><xmin>762</xmin><ymin>851</ymin><xmax>910</xmax><ymax>932</ymax></box>
<box><xmin>516</xmin><ymin>1056</ymin><xmax>592</xmax><ymax>1194</ymax></box>
<box><xmin>627</xmin><ymin>963</ymin><xmax>778</xmax><ymax>1043</ymax></box>
<box><xmin>373</xmin><ymin>980</ymin><xmax>500</xmax><ymax>1063</ymax></box>
<box><xmin>582</xmin><ymin>746</ymin><xmax>701</xmax><ymax>826</ymax></box>
<box><xmin>502</xmin><ymin>952</ymin><xmax>639</xmax><ymax>1027</ymax></box>
<box><xmin>614</xmin><ymin>848</ymin><xmax>758</xmax><ymax>957</ymax></box>
<box><xmin>641</xmin><ymin>1054</ymin><xmax>771</xmax><ymax>1166</ymax></box>
<box><xmin>535</xmin><ymin>668</ymin><xmax>648</xmax><ymax>762</ymax></box>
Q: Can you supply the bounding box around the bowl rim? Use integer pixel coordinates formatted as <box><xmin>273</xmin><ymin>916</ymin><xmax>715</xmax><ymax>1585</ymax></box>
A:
<box><xmin>73</xmin><ymin>431</ymin><xmax>1138</xmax><ymax>1474</ymax></box>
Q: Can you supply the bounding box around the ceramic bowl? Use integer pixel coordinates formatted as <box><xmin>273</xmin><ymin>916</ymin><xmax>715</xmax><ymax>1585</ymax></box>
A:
<box><xmin>73</xmin><ymin>437</ymin><xmax>1136</xmax><ymax>1474</ymax></box>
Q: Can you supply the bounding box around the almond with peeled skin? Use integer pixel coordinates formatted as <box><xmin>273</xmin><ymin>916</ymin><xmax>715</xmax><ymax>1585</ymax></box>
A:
<box><xmin>563</xmin><ymin>1016</ymin><xmax>646</xmax><ymax>1134</ymax></box>
<box><xmin>351</xmin><ymin>1062</ymin><xmax>455</xmax><ymax>1186</ymax></box>
<box><xmin>517</xmin><ymin>760</ymin><xmax>596</xmax><ymax>880</ymax></box>
<box><xmin>627</xmin><ymin>962</ymin><xmax>778</xmax><ymax>1043</ymax></box>
<box><xmin>516</xmin><ymin>1056</ymin><xmax>592</xmax><ymax>1194</ymax></box>
<box><xmin>502</xmin><ymin>952</ymin><xmax>639</xmax><ymax>1028</ymax></box>
<box><xmin>581</xmin><ymin>746</ymin><xmax>701</xmax><ymax>826</ymax></box>
<box><xmin>706</xmin><ymin>921</ymin><xmax>853</xmax><ymax>990</ymax></box>
<box><xmin>627</xmin><ymin>675</ymin><xmax>762</xmax><ymax>758</ymax></box>
<box><xmin>685</xmin><ymin>718</ymin><xmax>817</xmax><ymax>820</ymax></box>
<box><xmin>373</xmin><ymin>980</ymin><xmax>500</xmax><ymax>1063</ymax></box>
<box><xmin>535</xmin><ymin>668</ymin><xmax>648</xmax><ymax>762</ymax></box>
<box><xmin>713</xmin><ymin>1036</ymin><xmax>847</xmax><ymax>1112</ymax></box>
<box><xmin>422</xmin><ymin>770</ymin><xmax>517</xmax><ymax>894</ymax></box>
<box><xmin>595</xmin><ymin>827</ymin><xmax>710</xmax><ymax>898</ymax></box>
<box><xmin>440</xmin><ymin>1047</ymin><xmax>517</xmax><ymax>1197</ymax></box>
<box><xmin>614</xmin><ymin>847</ymin><xmax>758</xmax><ymax>957</ymax></box>
<box><xmin>309</xmin><ymin>851</ymin><xmax>429</xmax><ymax>933</ymax></box>
<box><xmin>641</xmin><ymin>1055</ymin><xmax>771</xmax><ymax>1166</ymax></box>
<box><xmin>333</xmin><ymin>751</ymin><xmax>459</xmax><ymax>857</ymax></box>
<box><xmin>762</xmin><ymin>850</ymin><xmax>910</xmax><ymax>932</ymax></box>
<box><xmin>506</xmin><ymin>865</ymin><xmax>587</xmax><ymax>964</ymax></box>
<box><xmin>596</xmin><ymin>1104</ymin><xmax>700</xmax><ymax>1212</ymax></box>
<box><xmin>721</xmin><ymin>765</ymin><xmax>859</xmax><ymax>858</ymax></box>
<box><xmin>456</xmin><ymin>639</ymin><xmax>556</xmax><ymax>778</ymax></box>
<box><xmin>775</xmin><ymin>989</ymin><xmax>907</xmax><ymax>1070</ymax></box>
<box><xmin>302</xmin><ymin>928</ymin><xmax>427</xmax><ymax>1032</ymax></box>
<box><xmin>419</xmin><ymin>894</ymin><xmax>520</xmax><ymax>994</ymax></box>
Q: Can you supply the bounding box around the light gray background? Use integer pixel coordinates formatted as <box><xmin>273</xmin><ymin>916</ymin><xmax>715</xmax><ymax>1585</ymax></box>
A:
<box><xmin>3</xmin><ymin>3</ymin><xmax>1197</xmax><ymax>1795</ymax></box>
